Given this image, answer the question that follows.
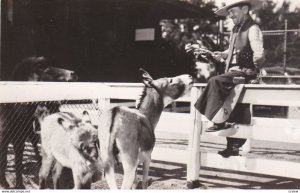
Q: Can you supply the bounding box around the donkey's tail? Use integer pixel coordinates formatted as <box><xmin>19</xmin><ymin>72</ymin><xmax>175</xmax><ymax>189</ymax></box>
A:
<box><xmin>98</xmin><ymin>107</ymin><xmax>120</xmax><ymax>169</ymax></box>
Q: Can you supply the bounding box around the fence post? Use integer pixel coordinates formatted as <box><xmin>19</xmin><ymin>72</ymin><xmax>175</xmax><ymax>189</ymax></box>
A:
<box><xmin>187</xmin><ymin>86</ymin><xmax>203</xmax><ymax>188</ymax></box>
<box><xmin>97</xmin><ymin>98</ymin><xmax>110</xmax><ymax>113</ymax></box>
<box><xmin>96</xmin><ymin>84</ymin><xmax>111</xmax><ymax>114</ymax></box>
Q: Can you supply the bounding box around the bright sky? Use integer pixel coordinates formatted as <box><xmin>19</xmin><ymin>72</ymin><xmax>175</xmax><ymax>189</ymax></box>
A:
<box><xmin>214</xmin><ymin>0</ymin><xmax>300</xmax><ymax>11</ymax></box>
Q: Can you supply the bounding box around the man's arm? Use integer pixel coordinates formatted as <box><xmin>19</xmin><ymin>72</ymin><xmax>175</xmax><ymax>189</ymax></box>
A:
<box><xmin>249</xmin><ymin>25</ymin><xmax>265</xmax><ymax>68</ymax></box>
<box><xmin>213</xmin><ymin>32</ymin><xmax>233</xmax><ymax>61</ymax></box>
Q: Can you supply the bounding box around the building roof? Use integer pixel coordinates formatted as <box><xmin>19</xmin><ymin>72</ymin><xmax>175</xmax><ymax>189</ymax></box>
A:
<box><xmin>63</xmin><ymin>0</ymin><xmax>214</xmax><ymax>20</ymax></box>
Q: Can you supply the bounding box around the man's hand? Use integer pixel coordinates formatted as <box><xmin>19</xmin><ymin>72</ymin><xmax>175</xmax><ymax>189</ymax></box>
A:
<box><xmin>212</xmin><ymin>51</ymin><xmax>226</xmax><ymax>62</ymax></box>
<box><xmin>229</xmin><ymin>66</ymin><xmax>241</xmax><ymax>72</ymax></box>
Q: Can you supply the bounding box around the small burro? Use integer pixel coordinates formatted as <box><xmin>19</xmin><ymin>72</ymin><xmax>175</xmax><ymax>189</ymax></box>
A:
<box><xmin>98</xmin><ymin>68</ymin><xmax>194</xmax><ymax>189</ymax></box>
<box><xmin>39</xmin><ymin>110</ymin><xmax>99</xmax><ymax>189</ymax></box>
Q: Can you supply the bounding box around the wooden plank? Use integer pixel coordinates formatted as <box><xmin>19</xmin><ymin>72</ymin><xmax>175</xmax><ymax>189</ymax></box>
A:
<box><xmin>106</xmin><ymin>83</ymin><xmax>191</xmax><ymax>102</ymax></box>
<box><xmin>0</xmin><ymin>0</ymin><xmax>2</xmax><ymax>80</ymax></box>
<box><xmin>156</xmin><ymin>112</ymin><xmax>190</xmax><ymax>134</ymax></box>
<box><xmin>253</xmin><ymin>117</ymin><xmax>300</xmax><ymax>127</ymax></box>
<box><xmin>201</xmin><ymin>119</ymin><xmax>300</xmax><ymax>144</ymax></box>
<box><xmin>2</xmin><ymin>82</ymin><xmax>299</xmax><ymax>105</ymax></box>
<box><xmin>104</xmin><ymin>82</ymin><xmax>144</xmax><ymax>87</ymax></box>
<box><xmin>239</xmin><ymin>88</ymin><xmax>300</xmax><ymax>106</ymax></box>
<box><xmin>193</xmin><ymin>83</ymin><xmax>300</xmax><ymax>89</ymax></box>
<box><xmin>107</xmin><ymin>86</ymin><xmax>143</xmax><ymax>100</ymax></box>
<box><xmin>0</xmin><ymin>82</ymin><xmax>110</xmax><ymax>103</ymax></box>
<box><xmin>152</xmin><ymin>147</ymin><xmax>300</xmax><ymax>180</ymax></box>
<box><xmin>243</xmin><ymin>84</ymin><xmax>300</xmax><ymax>89</ymax></box>
<box><xmin>200</xmin><ymin>152</ymin><xmax>300</xmax><ymax>179</ymax></box>
<box><xmin>152</xmin><ymin>147</ymin><xmax>188</xmax><ymax>164</ymax></box>
<box><xmin>187</xmin><ymin>87</ymin><xmax>202</xmax><ymax>182</ymax></box>
<box><xmin>193</xmin><ymin>84</ymin><xmax>300</xmax><ymax>106</ymax></box>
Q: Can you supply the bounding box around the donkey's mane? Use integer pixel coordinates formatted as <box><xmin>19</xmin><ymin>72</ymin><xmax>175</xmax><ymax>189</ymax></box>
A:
<box><xmin>8</xmin><ymin>57</ymin><xmax>46</xmax><ymax>81</ymax></box>
<box><xmin>136</xmin><ymin>86</ymin><xmax>148</xmax><ymax>109</ymax></box>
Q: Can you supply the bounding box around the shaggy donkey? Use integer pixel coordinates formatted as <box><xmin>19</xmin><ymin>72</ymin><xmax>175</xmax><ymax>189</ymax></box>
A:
<box><xmin>39</xmin><ymin>111</ymin><xmax>99</xmax><ymax>189</ymax></box>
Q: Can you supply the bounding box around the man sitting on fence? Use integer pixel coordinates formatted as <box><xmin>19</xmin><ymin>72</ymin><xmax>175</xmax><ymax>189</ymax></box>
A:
<box><xmin>194</xmin><ymin>0</ymin><xmax>265</xmax><ymax>158</ymax></box>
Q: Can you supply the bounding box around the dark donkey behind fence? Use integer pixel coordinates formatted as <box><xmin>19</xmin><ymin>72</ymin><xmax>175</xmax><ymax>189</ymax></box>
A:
<box><xmin>0</xmin><ymin>56</ymin><xmax>78</xmax><ymax>189</ymax></box>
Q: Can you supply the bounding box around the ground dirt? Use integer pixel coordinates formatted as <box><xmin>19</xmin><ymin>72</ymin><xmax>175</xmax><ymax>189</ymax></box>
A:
<box><xmin>3</xmin><ymin>130</ymin><xmax>300</xmax><ymax>190</ymax></box>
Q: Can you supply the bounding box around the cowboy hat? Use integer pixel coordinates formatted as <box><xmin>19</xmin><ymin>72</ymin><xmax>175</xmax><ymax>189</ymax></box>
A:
<box><xmin>215</xmin><ymin>0</ymin><xmax>263</xmax><ymax>16</ymax></box>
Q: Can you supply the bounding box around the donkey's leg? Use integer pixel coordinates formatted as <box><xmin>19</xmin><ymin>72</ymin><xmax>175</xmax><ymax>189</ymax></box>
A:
<box><xmin>39</xmin><ymin>151</ymin><xmax>54</xmax><ymax>189</ymax></box>
<box><xmin>117</xmin><ymin>136</ymin><xmax>139</xmax><ymax>189</ymax></box>
<box><xmin>13</xmin><ymin>139</ymin><xmax>25</xmax><ymax>189</ymax></box>
<box><xmin>72</xmin><ymin>163</ymin><xmax>93</xmax><ymax>189</ymax></box>
<box><xmin>0</xmin><ymin>129</ymin><xmax>10</xmax><ymax>189</ymax></box>
<box><xmin>142</xmin><ymin>159</ymin><xmax>151</xmax><ymax>189</ymax></box>
<box><xmin>72</xmin><ymin>168</ymin><xmax>82</xmax><ymax>189</ymax></box>
<box><xmin>28</xmin><ymin>131</ymin><xmax>41</xmax><ymax>162</ymax></box>
<box><xmin>131</xmin><ymin>169</ymin><xmax>138</xmax><ymax>189</ymax></box>
<box><xmin>52</xmin><ymin>161</ymin><xmax>64</xmax><ymax>189</ymax></box>
<box><xmin>121</xmin><ymin>161</ymin><xmax>138</xmax><ymax>189</ymax></box>
<box><xmin>104</xmin><ymin>164</ymin><xmax>118</xmax><ymax>189</ymax></box>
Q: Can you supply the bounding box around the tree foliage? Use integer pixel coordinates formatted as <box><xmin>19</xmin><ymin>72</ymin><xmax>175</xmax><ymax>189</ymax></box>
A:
<box><xmin>159</xmin><ymin>0</ymin><xmax>221</xmax><ymax>77</ymax></box>
<box><xmin>160</xmin><ymin>0</ymin><xmax>300</xmax><ymax>74</ymax></box>
<box><xmin>257</xmin><ymin>0</ymin><xmax>300</xmax><ymax>68</ymax></box>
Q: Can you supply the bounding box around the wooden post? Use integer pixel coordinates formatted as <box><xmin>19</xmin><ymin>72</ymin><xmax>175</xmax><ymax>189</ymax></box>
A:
<box><xmin>0</xmin><ymin>0</ymin><xmax>2</xmax><ymax>80</ymax></box>
<box><xmin>97</xmin><ymin>98</ymin><xmax>110</xmax><ymax>117</ymax></box>
<box><xmin>187</xmin><ymin>86</ymin><xmax>203</xmax><ymax>188</ymax></box>
<box><xmin>283</xmin><ymin>19</ymin><xmax>287</xmax><ymax>74</ymax></box>
<box><xmin>96</xmin><ymin>97</ymin><xmax>110</xmax><ymax>180</ymax></box>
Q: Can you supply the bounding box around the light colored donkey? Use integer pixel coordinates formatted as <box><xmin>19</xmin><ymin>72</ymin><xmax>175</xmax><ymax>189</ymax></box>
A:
<box><xmin>98</xmin><ymin>68</ymin><xmax>193</xmax><ymax>189</ymax></box>
<box><xmin>39</xmin><ymin>111</ymin><xmax>99</xmax><ymax>189</ymax></box>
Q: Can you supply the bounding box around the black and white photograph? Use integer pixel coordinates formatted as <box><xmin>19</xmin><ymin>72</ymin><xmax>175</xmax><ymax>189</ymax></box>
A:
<box><xmin>0</xmin><ymin>0</ymin><xmax>299</xmax><ymax>190</ymax></box>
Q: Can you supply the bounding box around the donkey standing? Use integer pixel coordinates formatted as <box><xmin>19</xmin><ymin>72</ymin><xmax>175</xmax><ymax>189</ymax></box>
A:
<box><xmin>98</xmin><ymin>69</ymin><xmax>193</xmax><ymax>189</ymax></box>
<box><xmin>0</xmin><ymin>56</ymin><xmax>78</xmax><ymax>189</ymax></box>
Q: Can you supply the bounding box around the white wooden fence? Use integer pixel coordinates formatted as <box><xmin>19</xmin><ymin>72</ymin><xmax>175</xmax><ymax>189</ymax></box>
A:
<box><xmin>0</xmin><ymin>82</ymin><xmax>299</xmax><ymax>188</ymax></box>
<box><xmin>187</xmin><ymin>84</ymin><xmax>300</xmax><ymax>188</ymax></box>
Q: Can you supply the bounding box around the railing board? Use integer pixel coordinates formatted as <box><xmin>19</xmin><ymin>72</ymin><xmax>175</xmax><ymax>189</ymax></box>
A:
<box><xmin>201</xmin><ymin>123</ymin><xmax>300</xmax><ymax>144</ymax></box>
<box><xmin>106</xmin><ymin>85</ymin><xmax>191</xmax><ymax>102</ymax></box>
<box><xmin>200</xmin><ymin>152</ymin><xmax>300</xmax><ymax>179</ymax></box>
<box><xmin>0</xmin><ymin>82</ymin><xmax>110</xmax><ymax>103</ymax></box>
<box><xmin>252</xmin><ymin>117</ymin><xmax>300</xmax><ymax>126</ymax></box>
<box><xmin>192</xmin><ymin>83</ymin><xmax>300</xmax><ymax>89</ymax></box>
<box><xmin>191</xmin><ymin>116</ymin><xmax>300</xmax><ymax>144</ymax></box>
<box><xmin>108</xmin><ymin>86</ymin><xmax>143</xmax><ymax>100</ymax></box>
<box><xmin>239</xmin><ymin>87</ymin><xmax>300</xmax><ymax>106</ymax></box>
<box><xmin>156</xmin><ymin>112</ymin><xmax>190</xmax><ymax>133</ymax></box>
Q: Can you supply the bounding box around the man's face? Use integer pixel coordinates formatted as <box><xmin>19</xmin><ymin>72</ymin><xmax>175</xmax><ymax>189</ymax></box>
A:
<box><xmin>227</xmin><ymin>5</ymin><xmax>248</xmax><ymax>25</ymax></box>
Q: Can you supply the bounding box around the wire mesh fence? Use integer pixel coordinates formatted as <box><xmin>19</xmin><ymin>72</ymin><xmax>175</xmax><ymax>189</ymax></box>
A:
<box><xmin>0</xmin><ymin>99</ymin><xmax>103</xmax><ymax>189</ymax></box>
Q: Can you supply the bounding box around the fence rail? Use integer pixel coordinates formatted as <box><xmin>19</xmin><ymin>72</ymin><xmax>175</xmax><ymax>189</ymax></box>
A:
<box><xmin>0</xmin><ymin>82</ymin><xmax>299</xmax><ymax>189</ymax></box>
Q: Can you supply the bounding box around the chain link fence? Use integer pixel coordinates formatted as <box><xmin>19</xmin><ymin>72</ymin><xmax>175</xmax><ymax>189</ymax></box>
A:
<box><xmin>1</xmin><ymin>99</ymin><xmax>103</xmax><ymax>189</ymax></box>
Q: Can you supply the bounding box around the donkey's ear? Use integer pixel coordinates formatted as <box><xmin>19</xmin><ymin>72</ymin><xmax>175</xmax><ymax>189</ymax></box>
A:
<box><xmin>82</xmin><ymin>110</ymin><xmax>92</xmax><ymax>123</ymax></box>
<box><xmin>34</xmin><ymin>105</ymin><xmax>50</xmax><ymax>120</ymax></box>
<box><xmin>57</xmin><ymin>118</ymin><xmax>74</xmax><ymax>131</ymax></box>
<box><xmin>139</xmin><ymin>68</ymin><xmax>153</xmax><ymax>87</ymax></box>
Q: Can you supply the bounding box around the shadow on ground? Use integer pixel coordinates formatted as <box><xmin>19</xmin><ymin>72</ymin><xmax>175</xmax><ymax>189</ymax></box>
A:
<box><xmin>3</xmin><ymin>133</ymin><xmax>300</xmax><ymax>189</ymax></box>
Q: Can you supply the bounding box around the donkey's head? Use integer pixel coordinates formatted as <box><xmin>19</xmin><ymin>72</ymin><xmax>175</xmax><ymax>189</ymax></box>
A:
<box><xmin>9</xmin><ymin>56</ymin><xmax>78</xmax><ymax>81</ymax></box>
<box><xmin>139</xmin><ymin>68</ymin><xmax>194</xmax><ymax>107</ymax></box>
<box><xmin>57</xmin><ymin>111</ymin><xmax>98</xmax><ymax>162</ymax></box>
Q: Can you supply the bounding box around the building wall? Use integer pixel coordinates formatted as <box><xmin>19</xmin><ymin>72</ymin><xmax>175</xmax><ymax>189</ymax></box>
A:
<box><xmin>1</xmin><ymin>0</ymin><xmax>195</xmax><ymax>82</ymax></box>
